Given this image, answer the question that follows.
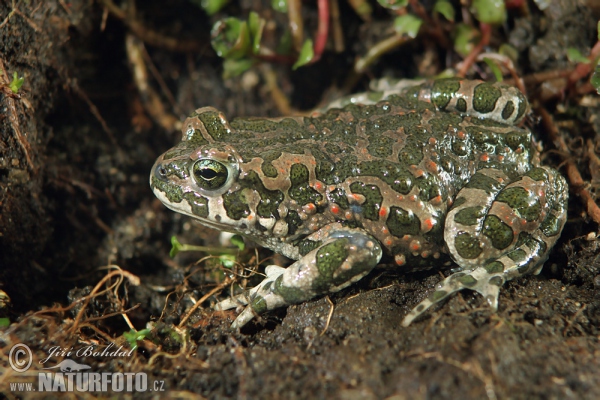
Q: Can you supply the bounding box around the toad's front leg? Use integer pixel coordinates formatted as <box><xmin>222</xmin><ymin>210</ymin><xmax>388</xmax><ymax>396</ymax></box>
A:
<box><xmin>216</xmin><ymin>226</ymin><xmax>383</xmax><ymax>329</ymax></box>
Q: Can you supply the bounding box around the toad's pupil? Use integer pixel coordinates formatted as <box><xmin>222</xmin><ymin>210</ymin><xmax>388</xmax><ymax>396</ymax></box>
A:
<box><xmin>198</xmin><ymin>168</ymin><xmax>217</xmax><ymax>180</ymax></box>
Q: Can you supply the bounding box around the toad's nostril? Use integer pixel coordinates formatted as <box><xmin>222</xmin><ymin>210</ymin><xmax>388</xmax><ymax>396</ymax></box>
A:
<box><xmin>155</xmin><ymin>164</ymin><xmax>168</xmax><ymax>180</ymax></box>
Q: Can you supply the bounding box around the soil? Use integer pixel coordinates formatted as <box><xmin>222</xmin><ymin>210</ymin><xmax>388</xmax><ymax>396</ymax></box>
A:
<box><xmin>1</xmin><ymin>0</ymin><xmax>600</xmax><ymax>399</ymax></box>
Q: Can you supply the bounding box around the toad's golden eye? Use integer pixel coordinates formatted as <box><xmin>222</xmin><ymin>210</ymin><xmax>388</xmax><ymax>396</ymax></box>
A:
<box><xmin>192</xmin><ymin>159</ymin><xmax>228</xmax><ymax>190</ymax></box>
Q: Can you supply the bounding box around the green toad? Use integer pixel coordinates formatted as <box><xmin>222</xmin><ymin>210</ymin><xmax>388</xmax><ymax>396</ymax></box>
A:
<box><xmin>150</xmin><ymin>79</ymin><xmax>568</xmax><ymax>328</ymax></box>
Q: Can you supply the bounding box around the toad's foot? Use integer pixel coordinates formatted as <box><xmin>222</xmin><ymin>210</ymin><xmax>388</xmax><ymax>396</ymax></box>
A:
<box><xmin>216</xmin><ymin>225</ymin><xmax>382</xmax><ymax>329</ymax></box>
<box><xmin>215</xmin><ymin>265</ymin><xmax>286</xmax><ymax>328</ymax></box>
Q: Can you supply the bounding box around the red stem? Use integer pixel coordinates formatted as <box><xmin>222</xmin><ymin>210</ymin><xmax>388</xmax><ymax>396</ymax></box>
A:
<box><xmin>312</xmin><ymin>0</ymin><xmax>330</xmax><ymax>63</ymax></box>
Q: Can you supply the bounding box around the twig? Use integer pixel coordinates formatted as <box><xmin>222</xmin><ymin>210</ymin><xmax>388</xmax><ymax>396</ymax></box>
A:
<box><xmin>354</xmin><ymin>34</ymin><xmax>411</xmax><ymax>73</ymax></box>
<box><xmin>287</xmin><ymin>0</ymin><xmax>304</xmax><ymax>53</ymax></box>
<box><xmin>68</xmin><ymin>78</ymin><xmax>116</xmax><ymax>144</ymax></box>
<box><xmin>126</xmin><ymin>34</ymin><xmax>180</xmax><ymax>132</ymax></box>
<box><xmin>99</xmin><ymin>0</ymin><xmax>204</xmax><ymax>53</ymax></box>
<box><xmin>68</xmin><ymin>269</ymin><xmax>141</xmax><ymax>336</ymax></box>
<box><xmin>177</xmin><ymin>278</ymin><xmax>232</xmax><ymax>328</ymax></box>
<box><xmin>329</xmin><ymin>0</ymin><xmax>345</xmax><ymax>53</ymax></box>
<box><xmin>563</xmin><ymin>303</ymin><xmax>587</xmax><ymax>336</ymax></box>
<box><xmin>320</xmin><ymin>296</ymin><xmax>334</xmax><ymax>336</ymax></box>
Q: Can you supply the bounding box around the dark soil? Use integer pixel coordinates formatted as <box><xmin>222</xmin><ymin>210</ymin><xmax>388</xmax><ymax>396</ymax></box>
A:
<box><xmin>1</xmin><ymin>0</ymin><xmax>599</xmax><ymax>399</ymax></box>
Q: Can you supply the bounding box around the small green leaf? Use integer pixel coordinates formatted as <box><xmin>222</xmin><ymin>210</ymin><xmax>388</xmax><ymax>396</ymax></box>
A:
<box><xmin>292</xmin><ymin>39</ymin><xmax>314</xmax><ymax>70</ymax></box>
<box><xmin>483</xmin><ymin>57</ymin><xmax>503</xmax><ymax>82</ymax></box>
<box><xmin>0</xmin><ymin>318</ymin><xmax>10</xmax><ymax>327</ymax></box>
<box><xmin>271</xmin><ymin>0</ymin><xmax>287</xmax><ymax>13</ymax></box>
<box><xmin>499</xmin><ymin>44</ymin><xmax>519</xmax><ymax>64</ymax></box>
<box><xmin>376</xmin><ymin>0</ymin><xmax>408</xmax><ymax>11</ymax></box>
<box><xmin>591</xmin><ymin>63</ymin><xmax>600</xmax><ymax>94</ymax></box>
<box><xmin>223</xmin><ymin>58</ymin><xmax>256</xmax><ymax>78</ymax></box>
<box><xmin>9</xmin><ymin>71</ymin><xmax>25</xmax><ymax>94</ymax></box>
<box><xmin>433</xmin><ymin>0</ymin><xmax>455</xmax><ymax>22</ymax></box>
<box><xmin>453</xmin><ymin>23</ymin><xmax>479</xmax><ymax>57</ymax></box>
<box><xmin>567</xmin><ymin>47</ymin><xmax>590</xmax><ymax>64</ymax></box>
<box><xmin>471</xmin><ymin>0</ymin><xmax>506</xmax><ymax>25</ymax></box>
<box><xmin>230</xmin><ymin>234</ymin><xmax>245</xmax><ymax>250</ymax></box>
<box><xmin>393</xmin><ymin>15</ymin><xmax>423</xmax><ymax>39</ymax></box>
<box><xmin>211</xmin><ymin>18</ymin><xmax>252</xmax><ymax>59</ymax></box>
<box><xmin>123</xmin><ymin>328</ymin><xmax>152</xmax><ymax>351</ymax></box>
<box><xmin>248</xmin><ymin>12</ymin><xmax>265</xmax><ymax>55</ymax></box>
<box><xmin>170</xmin><ymin>236</ymin><xmax>184</xmax><ymax>258</ymax></box>
<box><xmin>219</xmin><ymin>254</ymin><xmax>237</xmax><ymax>268</ymax></box>
<box><xmin>194</xmin><ymin>0</ymin><xmax>230</xmax><ymax>16</ymax></box>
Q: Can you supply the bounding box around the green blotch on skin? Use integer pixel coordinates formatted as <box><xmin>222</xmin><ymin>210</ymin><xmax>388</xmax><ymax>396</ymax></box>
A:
<box><xmin>541</xmin><ymin>214</ymin><xmax>562</xmax><ymax>237</ymax></box>
<box><xmin>242</xmin><ymin>171</ymin><xmax>283</xmax><ymax>219</ymax></box>
<box><xmin>488</xmin><ymin>276</ymin><xmax>503</xmax><ymax>286</ymax></box>
<box><xmin>251</xmin><ymin>295</ymin><xmax>268</xmax><ymax>313</ymax></box>
<box><xmin>457</xmin><ymin>274</ymin><xmax>477</xmax><ymax>287</ymax></box>
<box><xmin>358</xmin><ymin>161</ymin><xmax>414</xmax><ymax>194</ymax></box>
<box><xmin>484</xmin><ymin>261</ymin><xmax>505</xmax><ymax>274</ymax></box>
<box><xmin>505</xmin><ymin>131</ymin><xmax>531</xmax><ymax>150</ymax></box>
<box><xmin>261</xmin><ymin>162</ymin><xmax>278</xmax><ymax>178</ymax></box>
<box><xmin>186</xmin><ymin>128</ymin><xmax>210</xmax><ymax>146</ymax></box>
<box><xmin>473</xmin><ymin>83</ymin><xmax>502</xmax><ymax>114</ymax></box>
<box><xmin>496</xmin><ymin>187</ymin><xmax>542</xmax><ymax>222</ymax></box>
<box><xmin>452</xmin><ymin>196</ymin><xmax>467</xmax><ymax>209</ymax></box>
<box><xmin>289</xmin><ymin>164</ymin><xmax>323</xmax><ymax>206</ymax></box>
<box><xmin>164</xmin><ymin>140</ymin><xmax>205</xmax><ymax>159</ymax></box>
<box><xmin>285</xmin><ymin>211</ymin><xmax>303</xmax><ymax>235</ymax></box>
<box><xmin>387</xmin><ymin>206</ymin><xmax>421</xmax><ymax>238</ymax></box>
<box><xmin>508</xmin><ymin>248</ymin><xmax>527</xmax><ymax>263</ymax></box>
<box><xmin>417</xmin><ymin>175</ymin><xmax>443</xmax><ymax>201</ymax></box>
<box><xmin>183</xmin><ymin>192</ymin><xmax>210</xmax><ymax>218</ymax></box>
<box><xmin>197</xmin><ymin>111</ymin><xmax>229</xmax><ymax>141</ymax></box>
<box><xmin>455</xmin><ymin>231</ymin><xmax>483</xmax><ymax>259</ymax></box>
<box><xmin>159</xmin><ymin>160</ymin><xmax>189</xmax><ymax>180</ymax></box>
<box><xmin>466</xmin><ymin>173</ymin><xmax>503</xmax><ymax>194</ymax></box>
<box><xmin>456</xmin><ymin>98</ymin><xmax>467</xmax><ymax>112</ymax></box>
<box><xmin>327</xmin><ymin>189</ymin><xmax>349</xmax><ymax>210</ymax></box>
<box><xmin>431</xmin><ymin>79</ymin><xmax>461</xmax><ymax>110</ymax></box>
<box><xmin>454</xmin><ymin>206</ymin><xmax>485</xmax><ymax>226</ymax></box>
<box><xmin>273</xmin><ymin>275</ymin><xmax>307</xmax><ymax>304</ymax></box>
<box><xmin>314</xmin><ymin>239</ymin><xmax>351</xmax><ymax>291</ymax></box>
<box><xmin>429</xmin><ymin>290</ymin><xmax>448</xmax><ymax>302</ymax></box>
<box><xmin>525</xmin><ymin>167</ymin><xmax>548</xmax><ymax>182</ymax></box>
<box><xmin>151</xmin><ymin>176</ymin><xmax>184</xmax><ymax>204</ymax></box>
<box><xmin>516</xmin><ymin>94</ymin><xmax>528</xmax><ymax>121</ymax></box>
<box><xmin>482</xmin><ymin>215</ymin><xmax>514</xmax><ymax>250</ymax></box>
<box><xmin>350</xmin><ymin>182</ymin><xmax>382</xmax><ymax>221</ymax></box>
<box><xmin>223</xmin><ymin>190</ymin><xmax>250</xmax><ymax>220</ymax></box>
<box><xmin>502</xmin><ymin>101</ymin><xmax>515</xmax><ymax>120</ymax></box>
<box><xmin>231</xmin><ymin>117</ymin><xmax>300</xmax><ymax>134</ymax></box>
<box><xmin>297</xmin><ymin>239</ymin><xmax>322</xmax><ymax>256</ymax></box>
<box><xmin>515</xmin><ymin>232</ymin><xmax>546</xmax><ymax>255</ymax></box>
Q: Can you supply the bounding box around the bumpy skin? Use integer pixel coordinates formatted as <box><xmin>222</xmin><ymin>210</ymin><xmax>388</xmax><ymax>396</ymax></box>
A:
<box><xmin>150</xmin><ymin>78</ymin><xmax>568</xmax><ymax>329</ymax></box>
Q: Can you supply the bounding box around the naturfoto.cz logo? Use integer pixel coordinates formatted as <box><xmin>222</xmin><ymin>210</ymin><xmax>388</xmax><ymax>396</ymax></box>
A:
<box><xmin>7</xmin><ymin>343</ymin><xmax>165</xmax><ymax>393</ymax></box>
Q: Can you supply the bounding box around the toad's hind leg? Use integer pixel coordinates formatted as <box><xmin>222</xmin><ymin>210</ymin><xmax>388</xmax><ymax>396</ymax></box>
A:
<box><xmin>402</xmin><ymin>167</ymin><xmax>567</xmax><ymax>327</ymax></box>
<box><xmin>216</xmin><ymin>226</ymin><xmax>383</xmax><ymax>329</ymax></box>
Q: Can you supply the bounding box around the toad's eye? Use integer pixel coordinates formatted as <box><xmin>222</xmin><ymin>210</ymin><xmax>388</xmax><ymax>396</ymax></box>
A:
<box><xmin>192</xmin><ymin>159</ymin><xmax>228</xmax><ymax>190</ymax></box>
